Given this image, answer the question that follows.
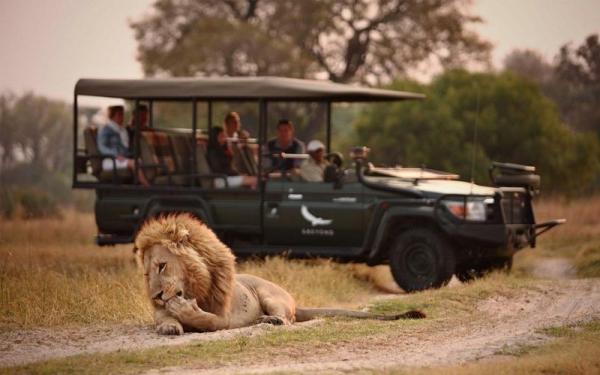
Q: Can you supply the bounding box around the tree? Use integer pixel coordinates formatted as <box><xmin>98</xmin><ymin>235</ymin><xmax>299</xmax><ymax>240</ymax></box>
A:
<box><xmin>10</xmin><ymin>93</ymin><xmax>71</xmax><ymax>171</ymax></box>
<box><xmin>0</xmin><ymin>93</ymin><xmax>17</xmax><ymax>170</ymax></box>
<box><xmin>504</xmin><ymin>35</ymin><xmax>600</xmax><ymax>138</ymax></box>
<box><xmin>555</xmin><ymin>34</ymin><xmax>600</xmax><ymax>136</ymax></box>
<box><xmin>351</xmin><ymin>70</ymin><xmax>599</xmax><ymax>195</ymax></box>
<box><xmin>503</xmin><ymin>49</ymin><xmax>553</xmax><ymax>84</ymax></box>
<box><xmin>131</xmin><ymin>0</ymin><xmax>490</xmax><ymax>84</ymax></box>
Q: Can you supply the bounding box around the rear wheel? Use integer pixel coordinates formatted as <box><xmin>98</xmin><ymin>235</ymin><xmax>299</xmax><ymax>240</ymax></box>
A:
<box><xmin>390</xmin><ymin>229</ymin><xmax>456</xmax><ymax>292</ymax></box>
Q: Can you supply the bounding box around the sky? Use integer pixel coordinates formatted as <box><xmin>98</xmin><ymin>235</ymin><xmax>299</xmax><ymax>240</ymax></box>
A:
<box><xmin>0</xmin><ymin>0</ymin><xmax>599</xmax><ymax>103</ymax></box>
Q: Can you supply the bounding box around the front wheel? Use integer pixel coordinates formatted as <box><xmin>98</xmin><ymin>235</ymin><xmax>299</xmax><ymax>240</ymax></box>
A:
<box><xmin>455</xmin><ymin>256</ymin><xmax>513</xmax><ymax>283</ymax></box>
<box><xmin>390</xmin><ymin>229</ymin><xmax>456</xmax><ymax>292</ymax></box>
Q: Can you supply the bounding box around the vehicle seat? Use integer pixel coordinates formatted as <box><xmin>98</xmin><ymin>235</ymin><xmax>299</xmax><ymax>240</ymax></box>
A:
<box><xmin>231</xmin><ymin>142</ymin><xmax>258</xmax><ymax>176</ymax></box>
<box><xmin>169</xmin><ymin>134</ymin><xmax>193</xmax><ymax>174</ymax></box>
<box><xmin>84</xmin><ymin>125</ymin><xmax>132</xmax><ymax>183</ymax></box>
<box><xmin>241</xmin><ymin>143</ymin><xmax>259</xmax><ymax>176</ymax></box>
<box><xmin>195</xmin><ymin>140</ymin><xmax>216</xmax><ymax>188</ymax></box>
<box><xmin>83</xmin><ymin>126</ymin><xmax>101</xmax><ymax>178</ymax></box>
<box><xmin>140</xmin><ymin>131</ymin><xmax>168</xmax><ymax>183</ymax></box>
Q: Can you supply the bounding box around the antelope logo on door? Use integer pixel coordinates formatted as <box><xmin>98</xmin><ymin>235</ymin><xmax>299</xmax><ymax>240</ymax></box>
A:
<box><xmin>301</xmin><ymin>205</ymin><xmax>332</xmax><ymax>226</ymax></box>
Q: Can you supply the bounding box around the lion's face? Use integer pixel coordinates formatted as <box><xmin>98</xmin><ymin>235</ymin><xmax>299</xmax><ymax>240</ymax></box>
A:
<box><xmin>143</xmin><ymin>244</ymin><xmax>186</xmax><ymax>307</ymax></box>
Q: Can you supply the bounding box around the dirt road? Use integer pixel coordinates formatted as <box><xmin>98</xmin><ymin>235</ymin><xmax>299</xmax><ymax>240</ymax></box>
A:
<box><xmin>154</xmin><ymin>278</ymin><xmax>600</xmax><ymax>374</ymax></box>
<box><xmin>2</xmin><ymin>275</ymin><xmax>599</xmax><ymax>373</ymax></box>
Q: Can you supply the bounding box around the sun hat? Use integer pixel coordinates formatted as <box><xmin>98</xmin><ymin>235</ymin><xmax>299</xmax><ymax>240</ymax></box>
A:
<box><xmin>307</xmin><ymin>140</ymin><xmax>325</xmax><ymax>152</ymax></box>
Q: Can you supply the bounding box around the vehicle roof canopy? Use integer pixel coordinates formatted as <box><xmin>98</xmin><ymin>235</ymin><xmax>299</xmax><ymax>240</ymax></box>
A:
<box><xmin>74</xmin><ymin>76</ymin><xmax>425</xmax><ymax>101</ymax></box>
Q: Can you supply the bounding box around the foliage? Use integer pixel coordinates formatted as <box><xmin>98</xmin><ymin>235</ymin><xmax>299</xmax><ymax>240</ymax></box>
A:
<box><xmin>555</xmin><ymin>34</ymin><xmax>600</xmax><ymax>137</ymax></box>
<box><xmin>504</xmin><ymin>49</ymin><xmax>554</xmax><ymax>85</ymax></box>
<box><xmin>504</xmin><ymin>34</ymin><xmax>600</xmax><ymax>138</ymax></box>
<box><xmin>0</xmin><ymin>92</ymin><xmax>71</xmax><ymax>171</ymax></box>
<box><xmin>131</xmin><ymin>0</ymin><xmax>490</xmax><ymax>84</ymax></box>
<box><xmin>351</xmin><ymin>70</ymin><xmax>600</xmax><ymax>194</ymax></box>
<box><xmin>0</xmin><ymin>186</ymin><xmax>61</xmax><ymax>219</ymax></box>
<box><xmin>0</xmin><ymin>92</ymin><xmax>74</xmax><ymax>210</ymax></box>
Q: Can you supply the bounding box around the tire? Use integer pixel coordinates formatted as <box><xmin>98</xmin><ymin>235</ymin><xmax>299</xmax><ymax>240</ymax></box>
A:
<box><xmin>389</xmin><ymin>229</ymin><xmax>456</xmax><ymax>292</ymax></box>
<box><xmin>455</xmin><ymin>256</ymin><xmax>513</xmax><ymax>283</ymax></box>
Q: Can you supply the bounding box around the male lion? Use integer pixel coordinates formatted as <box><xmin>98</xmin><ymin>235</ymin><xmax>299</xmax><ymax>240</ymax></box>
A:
<box><xmin>134</xmin><ymin>214</ymin><xmax>424</xmax><ymax>335</ymax></box>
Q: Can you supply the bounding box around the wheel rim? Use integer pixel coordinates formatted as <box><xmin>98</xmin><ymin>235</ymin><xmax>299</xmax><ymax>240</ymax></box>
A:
<box><xmin>404</xmin><ymin>243</ymin><xmax>436</xmax><ymax>282</ymax></box>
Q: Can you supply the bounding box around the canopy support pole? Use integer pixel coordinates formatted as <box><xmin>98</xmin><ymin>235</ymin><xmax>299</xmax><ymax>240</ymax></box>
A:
<box><xmin>133</xmin><ymin>100</ymin><xmax>140</xmax><ymax>185</ymax></box>
<box><xmin>72</xmin><ymin>94</ymin><xmax>78</xmax><ymax>186</ymax></box>
<box><xmin>326</xmin><ymin>101</ymin><xmax>332</xmax><ymax>153</ymax></box>
<box><xmin>258</xmin><ymin>99</ymin><xmax>267</xmax><ymax>243</ymax></box>
<box><xmin>192</xmin><ymin>99</ymin><xmax>198</xmax><ymax>187</ymax></box>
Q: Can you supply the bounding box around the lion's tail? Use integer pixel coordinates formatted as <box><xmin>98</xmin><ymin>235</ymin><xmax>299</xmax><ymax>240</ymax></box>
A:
<box><xmin>294</xmin><ymin>307</ymin><xmax>425</xmax><ymax>322</ymax></box>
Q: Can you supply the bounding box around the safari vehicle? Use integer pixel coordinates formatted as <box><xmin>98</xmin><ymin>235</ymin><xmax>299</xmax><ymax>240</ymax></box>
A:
<box><xmin>73</xmin><ymin>77</ymin><xmax>564</xmax><ymax>292</ymax></box>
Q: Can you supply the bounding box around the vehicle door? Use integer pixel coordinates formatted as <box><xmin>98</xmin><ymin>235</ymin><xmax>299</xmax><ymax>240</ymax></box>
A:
<box><xmin>263</xmin><ymin>178</ymin><xmax>365</xmax><ymax>247</ymax></box>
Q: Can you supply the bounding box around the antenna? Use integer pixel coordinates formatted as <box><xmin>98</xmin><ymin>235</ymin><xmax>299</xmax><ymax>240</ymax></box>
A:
<box><xmin>469</xmin><ymin>86</ymin><xmax>481</xmax><ymax>193</ymax></box>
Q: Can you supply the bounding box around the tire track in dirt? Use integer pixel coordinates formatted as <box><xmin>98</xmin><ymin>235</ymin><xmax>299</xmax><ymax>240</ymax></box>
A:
<box><xmin>151</xmin><ymin>278</ymin><xmax>600</xmax><ymax>375</ymax></box>
<box><xmin>2</xmin><ymin>276</ymin><xmax>598</xmax><ymax>373</ymax></box>
<box><xmin>0</xmin><ymin>319</ymin><xmax>321</xmax><ymax>368</ymax></box>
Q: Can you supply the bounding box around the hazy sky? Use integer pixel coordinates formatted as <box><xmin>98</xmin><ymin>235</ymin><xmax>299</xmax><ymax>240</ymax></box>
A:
<box><xmin>1</xmin><ymin>0</ymin><xmax>599</xmax><ymax>102</ymax></box>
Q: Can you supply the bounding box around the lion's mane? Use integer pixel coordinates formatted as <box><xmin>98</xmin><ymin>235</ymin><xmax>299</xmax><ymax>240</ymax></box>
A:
<box><xmin>134</xmin><ymin>214</ymin><xmax>235</xmax><ymax>316</ymax></box>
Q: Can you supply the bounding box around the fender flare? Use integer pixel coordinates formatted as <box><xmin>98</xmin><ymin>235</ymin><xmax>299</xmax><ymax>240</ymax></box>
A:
<box><xmin>365</xmin><ymin>204</ymin><xmax>439</xmax><ymax>265</ymax></box>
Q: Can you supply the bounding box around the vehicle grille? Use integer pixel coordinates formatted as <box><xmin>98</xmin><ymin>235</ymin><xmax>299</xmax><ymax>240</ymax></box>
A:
<box><xmin>502</xmin><ymin>192</ymin><xmax>528</xmax><ymax>224</ymax></box>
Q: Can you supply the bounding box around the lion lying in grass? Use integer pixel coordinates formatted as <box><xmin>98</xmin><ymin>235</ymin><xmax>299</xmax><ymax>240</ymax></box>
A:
<box><xmin>134</xmin><ymin>214</ymin><xmax>424</xmax><ymax>335</ymax></box>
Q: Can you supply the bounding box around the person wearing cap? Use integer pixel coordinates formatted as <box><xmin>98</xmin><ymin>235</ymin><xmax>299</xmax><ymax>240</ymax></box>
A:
<box><xmin>300</xmin><ymin>139</ymin><xmax>330</xmax><ymax>182</ymax></box>
<box><xmin>266</xmin><ymin>119</ymin><xmax>306</xmax><ymax>171</ymax></box>
<box><xmin>97</xmin><ymin>105</ymin><xmax>149</xmax><ymax>185</ymax></box>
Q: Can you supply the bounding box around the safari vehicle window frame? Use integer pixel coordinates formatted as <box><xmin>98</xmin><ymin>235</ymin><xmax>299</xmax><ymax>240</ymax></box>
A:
<box><xmin>73</xmin><ymin>96</ymin><xmax>259</xmax><ymax>192</ymax></box>
<box><xmin>73</xmin><ymin>78</ymin><xmax>423</xmax><ymax>192</ymax></box>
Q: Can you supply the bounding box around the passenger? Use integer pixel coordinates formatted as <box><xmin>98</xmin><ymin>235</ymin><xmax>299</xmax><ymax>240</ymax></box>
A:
<box><xmin>224</xmin><ymin>111</ymin><xmax>250</xmax><ymax>141</ymax></box>
<box><xmin>126</xmin><ymin>104</ymin><xmax>150</xmax><ymax>153</ymax></box>
<box><xmin>97</xmin><ymin>105</ymin><xmax>149</xmax><ymax>186</ymax></box>
<box><xmin>300</xmin><ymin>140</ymin><xmax>330</xmax><ymax>182</ymax></box>
<box><xmin>266</xmin><ymin>119</ymin><xmax>306</xmax><ymax>172</ymax></box>
<box><xmin>206</xmin><ymin>126</ymin><xmax>257</xmax><ymax>189</ymax></box>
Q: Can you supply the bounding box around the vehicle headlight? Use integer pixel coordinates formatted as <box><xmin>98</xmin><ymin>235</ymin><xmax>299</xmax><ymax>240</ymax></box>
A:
<box><xmin>441</xmin><ymin>197</ymin><xmax>493</xmax><ymax>222</ymax></box>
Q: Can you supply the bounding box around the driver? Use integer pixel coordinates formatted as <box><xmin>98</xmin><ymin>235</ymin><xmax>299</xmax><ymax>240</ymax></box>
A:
<box><xmin>300</xmin><ymin>140</ymin><xmax>329</xmax><ymax>182</ymax></box>
<box><xmin>266</xmin><ymin>119</ymin><xmax>305</xmax><ymax>172</ymax></box>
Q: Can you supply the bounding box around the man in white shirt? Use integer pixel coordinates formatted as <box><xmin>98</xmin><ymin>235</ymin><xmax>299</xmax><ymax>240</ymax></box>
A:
<box><xmin>300</xmin><ymin>140</ymin><xmax>330</xmax><ymax>182</ymax></box>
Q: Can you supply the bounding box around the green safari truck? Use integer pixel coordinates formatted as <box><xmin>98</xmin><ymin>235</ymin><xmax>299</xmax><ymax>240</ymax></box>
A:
<box><xmin>73</xmin><ymin>77</ymin><xmax>564</xmax><ymax>292</ymax></box>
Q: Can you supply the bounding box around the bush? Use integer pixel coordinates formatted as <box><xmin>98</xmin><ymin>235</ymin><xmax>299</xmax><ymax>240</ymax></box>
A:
<box><xmin>0</xmin><ymin>187</ymin><xmax>17</xmax><ymax>219</ymax></box>
<box><xmin>0</xmin><ymin>187</ymin><xmax>61</xmax><ymax>219</ymax></box>
<box><xmin>351</xmin><ymin>70</ymin><xmax>600</xmax><ymax>195</ymax></box>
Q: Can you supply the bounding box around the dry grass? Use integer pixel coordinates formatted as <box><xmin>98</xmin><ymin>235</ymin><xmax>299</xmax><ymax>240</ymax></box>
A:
<box><xmin>0</xmin><ymin>211</ymin><xmax>379</xmax><ymax>331</ymax></box>
<box><xmin>0</xmin><ymin>211</ymin><xmax>151</xmax><ymax>331</ymax></box>
<box><xmin>534</xmin><ymin>195</ymin><xmax>600</xmax><ymax>242</ymax></box>
<box><xmin>1</xmin><ymin>195</ymin><xmax>598</xmax><ymax>332</ymax></box>
<box><xmin>514</xmin><ymin>195</ymin><xmax>600</xmax><ymax>277</ymax></box>
<box><xmin>238</xmin><ymin>257</ymin><xmax>378</xmax><ymax>308</ymax></box>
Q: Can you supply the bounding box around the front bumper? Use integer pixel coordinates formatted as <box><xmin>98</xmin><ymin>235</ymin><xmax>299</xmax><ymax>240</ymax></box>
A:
<box><xmin>443</xmin><ymin>222</ymin><xmax>532</xmax><ymax>255</ymax></box>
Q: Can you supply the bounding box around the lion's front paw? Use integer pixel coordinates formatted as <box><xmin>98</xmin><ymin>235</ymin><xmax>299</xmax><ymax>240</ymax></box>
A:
<box><xmin>157</xmin><ymin>321</ymin><xmax>183</xmax><ymax>335</ymax></box>
<box><xmin>256</xmin><ymin>315</ymin><xmax>286</xmax><ymax>325</ymax></box>
<box><xmin>166</xmin><ymin>296</ymin><xmax>202</xmax><ymax>320</ymax></box>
